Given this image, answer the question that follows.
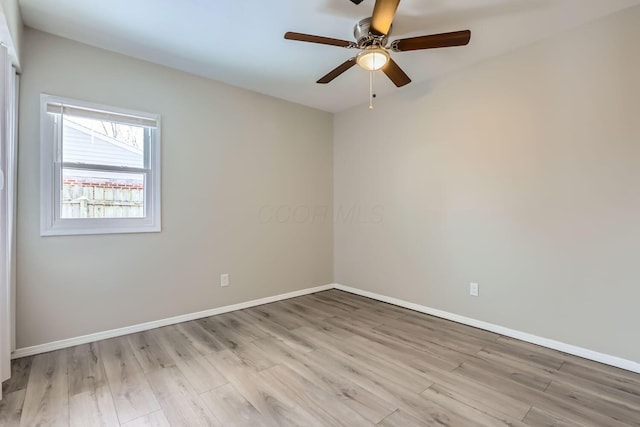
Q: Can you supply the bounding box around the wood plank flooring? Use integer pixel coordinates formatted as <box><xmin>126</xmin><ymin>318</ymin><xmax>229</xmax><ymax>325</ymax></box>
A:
<box><xmin>2</xmin><ymin>289</ymin><xmax>639</xmax><ymax>426</ymax></box>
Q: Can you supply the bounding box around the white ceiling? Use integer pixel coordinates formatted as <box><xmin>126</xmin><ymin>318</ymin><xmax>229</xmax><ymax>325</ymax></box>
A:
<box><xmin>19</xmin><ymin>0</ymin><xmax>640</xmax><ymax>112</ymax></box>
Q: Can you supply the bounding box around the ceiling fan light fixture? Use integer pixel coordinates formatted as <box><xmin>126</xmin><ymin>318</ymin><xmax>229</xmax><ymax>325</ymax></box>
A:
<box><xmin>356</xmin><ymin>46</ymin><xmax>389</xmax><ymax>71</ymax></box>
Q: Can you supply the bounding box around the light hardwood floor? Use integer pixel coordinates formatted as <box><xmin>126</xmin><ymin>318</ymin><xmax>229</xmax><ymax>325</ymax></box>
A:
<box><xmin>1</xmin><ymin>290</ymin><xmax>639</xmax><ymax>426</ymax></box>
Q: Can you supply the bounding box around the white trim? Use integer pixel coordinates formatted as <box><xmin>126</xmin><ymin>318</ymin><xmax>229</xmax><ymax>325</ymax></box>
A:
<box><xmin>11</xmin><ymin>284</ymin><xmax>333</xmax><ymax>359</ymax></box>
<box><xmin>12</xmin><ymin>282</ymin><xmax>640</xmax><ymax>375</ymax></box>
<box><xmin>0</xmin><ymin>5</ymin><xmax>19</xmax><ymax>69</ymax></box>
<box><xmin>334</xmin><ymin>284</ymin><xmax>640</xmax><ymax>374</ymax></box>
<box><xmin>0</xmin><ymin>43</ymin><xmax>9</xmax><ymax>395</ymax></box>
<box><xmin>39</xmin><ymin>93</ymin><xmax>162</xmax><ymax>237</ymax></box>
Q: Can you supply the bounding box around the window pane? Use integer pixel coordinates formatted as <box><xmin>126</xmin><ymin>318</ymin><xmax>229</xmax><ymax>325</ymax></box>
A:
<box><xmin>41</xmin><ymin>95</ymin><xmax>161</xmax><ymax>235</ymax></box>
<box><xmin>61</xmin><ymin>169</ymin><xmax>145</xmax><ymax>219</ymax></box>
<box><xmin>62</xmin><ymin>115</ymin><xmax>144</xmax><ymax>168</ymax></box>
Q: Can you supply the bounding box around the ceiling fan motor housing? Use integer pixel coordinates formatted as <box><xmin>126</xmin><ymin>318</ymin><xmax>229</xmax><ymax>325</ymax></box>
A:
<box><xmin>354</xmin><ymin>17</ymin><xmax>390</xmax><ymax>47</ymax></box>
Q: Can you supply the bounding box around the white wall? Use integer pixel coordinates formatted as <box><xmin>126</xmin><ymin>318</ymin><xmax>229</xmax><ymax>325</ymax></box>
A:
<box><xmin>334</xmin><ymin>6</ymin><xmax>640</xmax><ymax>362</ymax></box>
<box><xmin>17</xmin><ymin>29</ymin><xmax>333</xmax><ymax>348</ymax></box>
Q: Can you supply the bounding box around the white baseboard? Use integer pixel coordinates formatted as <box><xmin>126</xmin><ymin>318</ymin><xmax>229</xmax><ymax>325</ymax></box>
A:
<box><xmin>334</xmin><ymin>284</ymin><xmax>640</xmax><ymax>374</ymax></box>
<box><xmin>11</xmin><ymin>284</ymin><xmax>334</xmax><ymax>359</ymax></box>
<box><xmin>12</xmin><ymin>282</ymin><xmax>640</xmax><ymax>374</ymax></box>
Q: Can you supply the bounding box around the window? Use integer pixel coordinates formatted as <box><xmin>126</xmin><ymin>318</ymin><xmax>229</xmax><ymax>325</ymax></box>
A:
<box><xmin>40</xmin><ymin>94</ymin><xmax>161</xmax><ymax>236</ymax></box>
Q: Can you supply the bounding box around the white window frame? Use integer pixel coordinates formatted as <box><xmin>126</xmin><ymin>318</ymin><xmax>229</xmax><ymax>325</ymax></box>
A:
<box><xmin>40</xmin><ymin>94</ymin><xmax>161</xmax><ymax>236</ymax></box>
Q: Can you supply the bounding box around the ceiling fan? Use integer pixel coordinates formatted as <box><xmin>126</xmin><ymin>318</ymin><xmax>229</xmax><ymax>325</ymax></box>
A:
<box><xmin>284</xmin><ymin>0</ymin><xmax>471</xmax><ymax>88</ymax></box>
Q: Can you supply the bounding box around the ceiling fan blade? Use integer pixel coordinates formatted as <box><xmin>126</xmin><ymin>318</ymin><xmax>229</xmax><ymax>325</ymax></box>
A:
<box><xmin>317</xmin><ymin>58</ymin><xmax>357</xmax><ymax>84</ymax></box>
<box><xmin>381</xmin><ymin>58</ymin><xmax>411</xmax><ymax>87</ymax></box>
<box><xmin>392</xmin><ymin>30</ymin><xmax>471</xmax><ymax>52</ymax></box>
<box><xmin>284</xmin><ymin>32</ymin><xmax>354</xmax><ymax>48</ymax></box>
<box><xmin>371</xmin><ymin>0</ymin><xmax>400</xmax><ymax>36</ymax></box>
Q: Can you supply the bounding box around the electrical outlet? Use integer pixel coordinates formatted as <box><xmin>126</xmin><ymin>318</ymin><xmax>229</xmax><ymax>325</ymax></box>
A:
<box><xmin>470</xmin><ymin>282</ymin><xmax>479</xmax><ymax>297</ymax></box>
<box><xmin>220</xmin><ymin>273</ymin><xmax>229</xmax><ymax>287</ymax></box>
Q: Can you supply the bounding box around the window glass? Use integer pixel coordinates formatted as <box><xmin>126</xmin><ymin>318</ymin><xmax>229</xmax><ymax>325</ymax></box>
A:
<box><xmin>40</xmin><ymin>94</ymin><xmax>161</xmax><ymax>236</ymax></box>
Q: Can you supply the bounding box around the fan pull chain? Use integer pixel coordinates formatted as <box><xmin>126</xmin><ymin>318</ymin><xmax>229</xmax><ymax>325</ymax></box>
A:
<box><xmin>369</xmin><ymin>70</ymin><xmax>375</xmax><ymax>110</ymax></box>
